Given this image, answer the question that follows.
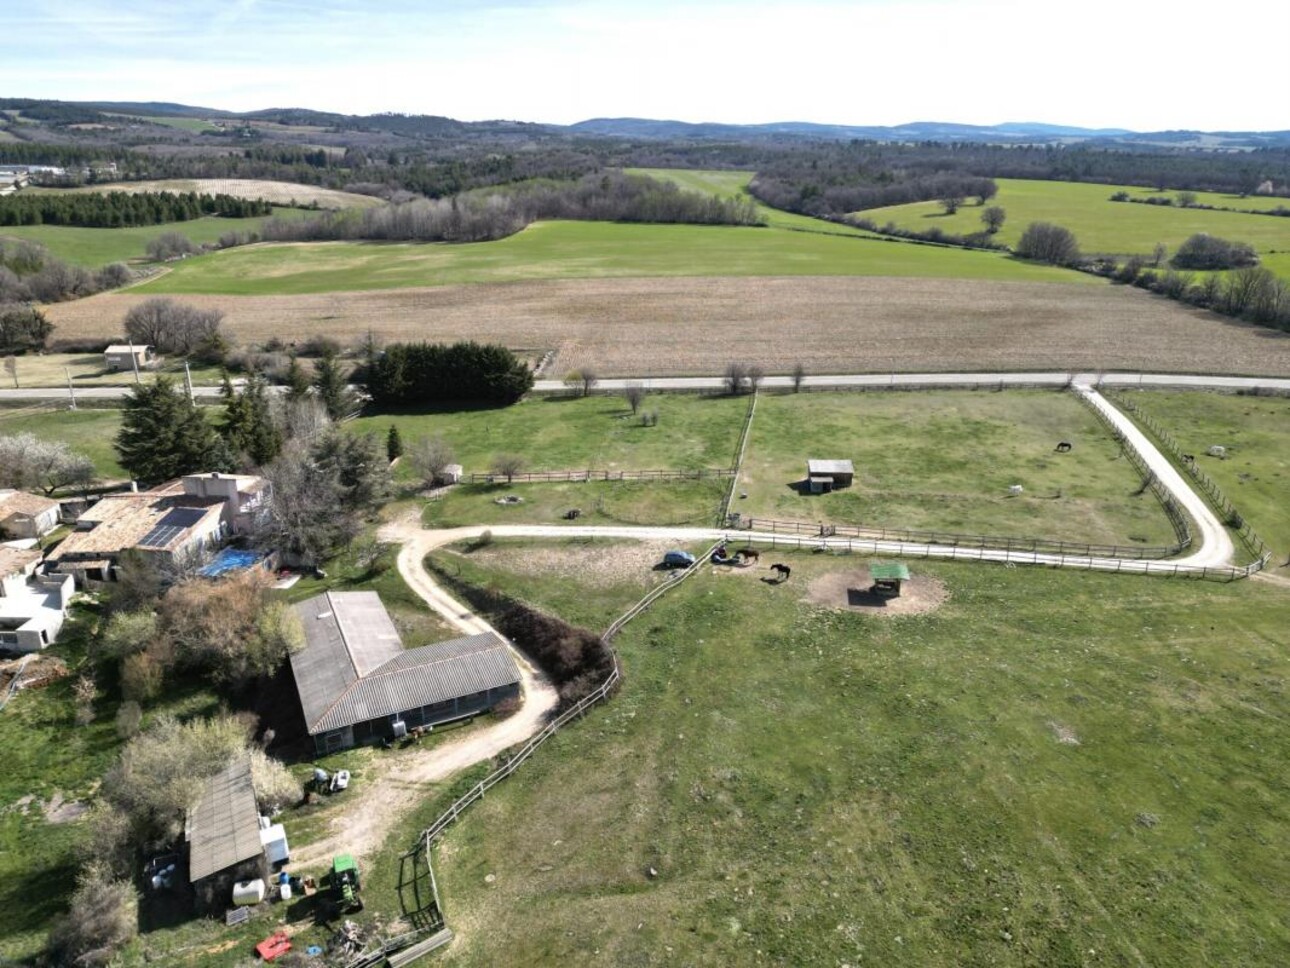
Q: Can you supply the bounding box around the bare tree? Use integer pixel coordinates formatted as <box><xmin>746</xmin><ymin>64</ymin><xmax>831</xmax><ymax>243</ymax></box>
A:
<box><xmin>1176</xmin><ymin>191</ymin><xmax>1197</xmax><ymax>209</ymax></box>
<box><xmin>563</xmin><ymin>368</ymin><xmax>599</xmax><ymax>397</ymax></box>
<box><xmin>409</xmin><ymin>434</ymin><xmax>456</xmax><ymax>487</ymax></box>
<box><xmin>791</xmin><ymin>361</ymin><xmax>806</xmax><ymax>393</ymax></box>
<box><xmin>747</xmin><ymin>365</ymin><xmax>765</xmax><ymax>392</ymax></box>
<box><xmin>145</xmin><ymin>232</ymin><xmax>201</xmax><ymax>261</ymax></box>
<box><xmin>491</xmin><ymin>453</ymin><xmax>526</xmax><ymax>483</ymax></box>
<box><xmin>1015</xmin><ymin>222</ymin><xmax>1081</xmax><ymax>265</ymax></box>
<box><xmin>624</xmin><ymin>382</ymin><xmax>645</xmax><ymax>414</ymax></box>
<box><xmin>123</xmin><ymin>298</ymin><xmax>226</xmax><ymax>356</ymax></box>
<box><xmin>940</xmin><ymin>195</ymin><xmax>964</xmax><ymax>215</ymax></box>
<box><xmin>1152</xmin><ymin>242</ymin><xmax>1168</xmax><ymax>268</ymax></box>
<box><xmin>723</xmin><ymin>361</ymin><xmax>749</xmax><ymax>396</ymax></box>
<box><xmin>980</xmin><ymin>206</ymin><xmax>1006</xmax><ymax>234</ymax></box>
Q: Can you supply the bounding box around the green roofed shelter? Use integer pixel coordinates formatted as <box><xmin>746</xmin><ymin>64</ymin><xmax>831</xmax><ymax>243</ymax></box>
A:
<box><xmin>870</xmin><ymin>562</ymin><xmax>911</xmax><ymax>597</ymax></box>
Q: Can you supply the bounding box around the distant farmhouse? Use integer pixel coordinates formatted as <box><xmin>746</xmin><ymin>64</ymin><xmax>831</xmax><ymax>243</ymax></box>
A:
<box><xmin>290</xmin><ymin>591</ymin><xmax>521</xmax><ymax>754</ymax></box>
<box><xmin>46</xmin><ymin>472</ymin><xmax>269</xmax><ymax>586</ymax></box>
<box><xmin>103</xmin><ymin>344</ymin><xmax>154</xmax><ymax>373</ymax></box>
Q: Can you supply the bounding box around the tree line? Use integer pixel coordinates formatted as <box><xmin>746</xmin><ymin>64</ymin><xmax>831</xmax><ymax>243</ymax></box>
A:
<box><xmin>259</xmin><ymin>171</ymin><xmax>762</xmax><ymax>244</ymax></box>
<box><xmin>0</xmin><ymin>190</ymin><xmax>271</xmax><ymax>227</ymax></box>
<box><xmin>0</xmin><ymin>239</ymin><xmax>131</xmax><ymax>305</ymax></box>
<box><xmin>366</xmin><ymin>341</ymin><xmax>535</xmax><ymax>405</ymax></box>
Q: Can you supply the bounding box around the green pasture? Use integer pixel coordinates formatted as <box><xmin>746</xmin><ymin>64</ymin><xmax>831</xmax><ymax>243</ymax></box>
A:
<box><xmin>626</xmin><ymin>167</ymin><xmax>879</xmax><ymax>237</ymax></box>
<box><xmin>0</xmin><ymin>405</ymin><xmax>126</xmax><ymax>479</ymax></box>
<box><xmin>739</xmin><ymin>390</ymin><xmax>1176</xmax><ymax>546</ymax></box>
<box><xmin>0</xmin><ymin>207</ymin><xmax>310</xmax><ymax>267</ymax></box>
<box><xmin>352</xmin><ymin>393</ymin><xmax>747</xmax><ymax>479</ymax></box>
<box><xmin>1116</xmin><ymin>389</ymin><xmax>1290</xmax><ymax>572</ymax></box>
<box><xmin>414</xmin><ymin>544</ymin><xmax>1290</xmax><ymax>967</ymax></box>
<box><xmin>135</xmin><ymin>219</ymin><xmax>1091</xmax><ymax>296</ymax></box>
<box><xmin>858</xmin><ymin>178</ymin><xmax>1290</xmax><ymax>268</ymax></box>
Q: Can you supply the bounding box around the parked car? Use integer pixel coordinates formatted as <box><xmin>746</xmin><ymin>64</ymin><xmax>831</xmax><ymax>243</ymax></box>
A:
<box><xmin>662</xmin><ymin>550</ymin><xmax>696</xmax><ymax>568</ymax></box>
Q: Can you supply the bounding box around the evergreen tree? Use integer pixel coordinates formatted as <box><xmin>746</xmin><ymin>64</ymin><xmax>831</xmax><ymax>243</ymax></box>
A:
<box><xmin>283</xmin><ymin>355</ymin><xmax>312</xmax><ymax>401</ymax></box>
<box><xmin>313</xmin><ymin>350</ymin><xmax>357</xmax><ymax>420</ymax></box>
<box><xmin>386</xmin><ymin>425</ymin><xmax>403</xmax><ymax>463</ymax></box>
<box><xmin>221</xmin><ymin>374</ymin><xmax>282</xmax><ymax>467</ymax></box>
<box><xmin>115</xmin><ymin>377</ymin><xmax>228</xmax><ymax>484</ymax></box>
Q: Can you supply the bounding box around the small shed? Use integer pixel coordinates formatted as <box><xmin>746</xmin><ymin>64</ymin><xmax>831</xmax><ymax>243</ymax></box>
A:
<box><xmin>870</xmin><ymin>562</ymin><xmax>910</xmax><ymax>597</ymax></box>
<box><xmin>435</xmin><ymin>463</ymin><xmax>464</xmax><ymax>486</ymax></box>
<box><xmin>0</xmin><ymin>490</ymin><xmax>61</xmax><ymax>539</ymax></box>
<box><xmin>186</xmin><ymin>758</ymin><xmax>268</xmax><ymax>912</ymax></box>
<box><xmin>805</xmin><ymin>459</ymin><xmax>854</xmax><ymax>493</ymax></box>
<box><xmin>103</xmin><ymin>344</ymin><xmax>153</xmax><ymax>372</ymax></box>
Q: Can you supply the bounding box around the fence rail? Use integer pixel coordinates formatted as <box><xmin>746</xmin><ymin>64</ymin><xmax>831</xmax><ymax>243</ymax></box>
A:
<box><xmin>728</xmin><ymin>513</ymin><xmax>1188</xmax><ymax>561</ymax></box>
<box><xmin>1110</xmin><ymin>393</ymin><xmax>1272</xmax><ymax>562</ymax></box>
<box><xmin>463</xmin><ymin>467</ymin><xmax>734</xmax><ymax>485</ymax></box>
<box><xmin>720</xmin><ymin>390</ymin><xmax>758</xmax><ymax>524</ymax></box>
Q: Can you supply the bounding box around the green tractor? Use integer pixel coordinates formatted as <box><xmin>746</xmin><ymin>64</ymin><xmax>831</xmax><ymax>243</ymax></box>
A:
<box><xmin>329</xmin><ymin>854</ymin><xmax>363</xmax><ymax>914</ymax></box>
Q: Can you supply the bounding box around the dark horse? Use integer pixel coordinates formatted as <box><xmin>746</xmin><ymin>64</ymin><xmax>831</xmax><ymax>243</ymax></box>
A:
<box><xmin>737</xmin><ymin>547</ymin><xmax>761</xmax><ymax>565</ymax></box>
<box><xmin>770</xmin><ymin>563</ymin><xmax>791</xmax><ymax>581</ymax></box>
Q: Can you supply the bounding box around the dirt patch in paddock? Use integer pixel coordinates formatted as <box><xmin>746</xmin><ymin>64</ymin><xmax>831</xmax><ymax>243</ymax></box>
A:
<box><xmin>451</xmin><ymin>540</ymin><xmax>679</xmax><ymax>589</ymax></box>
<box><xmin>804</xmin><ymin>570</ymin><xmax>949</xmax><ymax>617</ymax></box>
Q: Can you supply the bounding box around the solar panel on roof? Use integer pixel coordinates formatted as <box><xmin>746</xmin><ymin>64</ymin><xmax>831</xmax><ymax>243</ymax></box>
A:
<box><xmin>139</xmin><ymin>507</ymin><xmax>210</xmax><ymax>547</ymax></box>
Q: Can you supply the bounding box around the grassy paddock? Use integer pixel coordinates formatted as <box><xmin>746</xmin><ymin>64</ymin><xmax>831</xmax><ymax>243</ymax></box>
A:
<box><xmin>857</xmin><ymin>178</ymin><xmax>1290</xmax><ymax>272</ymax></box>
<box><xmin>133</xmin><ymin>219</ymin><xmax>1092</xmax><ymax>297</ymax></box>
<box><xmin>352</xmin><ymin>394</ymin><xmax>747</xmax><ymax>479</ymax></box>
<box><xmin>0</xmin><ymin>405</ymin><xmax>126</xmax><ymax>479</ymax></box>
<box><xmin>422</xmin><ymin>479</ymin><xmax>725</xmax><ymax>529</ymax></box>
<box><xmin>0</xmin><ymin>207</ymin><xmax>311</xmax><ymax>267</ymax></box>
<box><xmin>417</xmin><ymin>548</ymin><xmax>1290</xmax><ymax>967</ymax></box>
<box><xmin>739</xmin><ymin>389</ymin><xmax>1177</xmax><ymax>545</ymax></box>
<box><xmin>1114</xmin><ymin>389</ymin><xmax>1290</xmax><ymax>572</ymax></box>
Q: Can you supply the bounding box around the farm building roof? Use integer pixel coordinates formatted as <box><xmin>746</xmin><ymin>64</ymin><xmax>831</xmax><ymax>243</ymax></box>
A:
<box><xmin>0</xmin><ymin>546</ymin><xmax>41</xmax><ymax>580</ymax></box>
<box><xmin>186</xmin><ymin>758</ymin><xmax>262</xmax><ymax>883</ymax></box>
<box><xmin>806</xmin><ymin>459</ymin><xmax>855</xmax><ymax>476</ymax></box>
<box><xmin>0</xmin><ymin>490</ymin><xmax>59</xmax><ymax>520</ymax></box>
<box><xmin>290</xmin><ymin>591</ymin><xmax>520</xmax><ymax>736</ymax></box>
<box><xmin>45</xmin><ymin>491</ymin><xmax>223</xmax><ymax>566</ymax></box>
<box><xmin>104</xmin><ymin>344</ymin><xmax>151</xmax><ymax>354</ymax></box>
<box><xmin>870</xmin><ymin>563</ymin><xmax>911</xmax><ymax>581</ymax></box>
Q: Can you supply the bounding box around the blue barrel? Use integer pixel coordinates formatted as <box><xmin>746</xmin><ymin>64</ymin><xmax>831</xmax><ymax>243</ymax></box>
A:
<box><xmin>279</xmin><ymin>871</ymin><xmax>290</xmax><ymax>884</ymax></box>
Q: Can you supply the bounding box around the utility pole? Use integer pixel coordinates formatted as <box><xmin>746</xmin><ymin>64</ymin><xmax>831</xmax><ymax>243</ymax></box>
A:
<box><xmin>127</xmin><ymin>338</ymin><xmax>141</xmax><ymax>385</ymax></box>
<box><xmin>65</xmin><ymin>366</ymin><xmax>77</xmax><ymax>410</ymax></box>
<box><xmin>184</xmin><ymin>361</ymin><xmax>195</xmax><ymax>404</ymax></box>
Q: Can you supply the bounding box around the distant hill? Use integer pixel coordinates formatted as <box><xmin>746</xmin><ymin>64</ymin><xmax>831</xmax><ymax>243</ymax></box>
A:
<box><xmin>567</xmin><ymin>117</ymin><xmax>1290</xmax><ymax>148</ymax></box>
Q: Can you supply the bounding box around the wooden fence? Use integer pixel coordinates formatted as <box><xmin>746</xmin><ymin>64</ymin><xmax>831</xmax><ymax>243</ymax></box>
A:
<box><xmin>383</xmin><ymin>541</ymin><xmax>722</xmax><ymax>964</ymax></box>
<box><xmin>719</xmin><ymin>390</ymin><xmax>758</xmax><ymax>524</ymax></box>
<box><xmin>463</xmin><ymin>467</ymin><xmax>734</xmax><ymax>485</ymax></box>
<box><xmin>727</xmin><ymin>514</ymin><xmax>1189</xmax><ymax>562</ymax></box>
<box><xmin>1111</xmin><ymin>393</ymin><xmax>1272</xmax><ymax>563</ymax></box>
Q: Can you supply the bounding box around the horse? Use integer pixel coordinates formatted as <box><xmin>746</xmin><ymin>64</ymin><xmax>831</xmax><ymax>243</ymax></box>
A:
<box><xmin>770</xmin><ymin>563</ymin><xmax>791</xmax><ymax>581</ymax></box>
<box><xmin>736</xmin><ymin>547</ymin><xmax>761</xmax><ymax>565</ymax></box>
<box><xmin>1055</xmin><ymin>440</ymin><xmax>1073</xmax><ymax>453</ymax></box>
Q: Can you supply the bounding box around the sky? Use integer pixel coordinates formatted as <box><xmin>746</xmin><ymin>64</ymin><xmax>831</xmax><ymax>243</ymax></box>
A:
<box><xmin>4</xmin><ymin>0</ymin><xmax>1288</xmax><ymax>131</ymax></box>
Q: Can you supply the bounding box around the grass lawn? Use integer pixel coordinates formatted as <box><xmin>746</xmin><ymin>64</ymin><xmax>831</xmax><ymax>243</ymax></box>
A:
<box><xmin>858</xmin><ymin>178</ymin><xmax>1290</xmax><ymax>272</ymax></box>
<box><xmin>0</xmin><ymin>207</ymin><xmax>311</xmax><ymax>267</ymax></box>
<box><xmin>739</xmin><ymin>390</ymin><xmax>1176</xmax><ymax>546</ymax></box>
<box><xmin>413</xmin><ymin>548</ymin><xmax>1290</xmax><ymax>967</ymax></box>
<box><xmin>0</xmin><ymin>405</ymin><xmax>126</xmax><ymax>478</ymax></box>
<box><xmin>422</xmin><ymin>479</ymin><xmax>726</xmax><ymax>529</ymax></box>
<box><xmin>132</xmin><ymin>219</ymin><xmax>1093</xmax><ymax>296</ymax></box>
<box><xmin>352</xmin><ymin>394</ymin><xmax>748</xmax><ymax>479</ymax></box>
<box><xmin>6</xmin><ymin>353</ymin><xmax>225</xmax><ymax>389</ymax></box>
<box><xmin>1114</xmin><ymin>389</ymin><xmax>1290</xmax><ymax>573</ymax></box>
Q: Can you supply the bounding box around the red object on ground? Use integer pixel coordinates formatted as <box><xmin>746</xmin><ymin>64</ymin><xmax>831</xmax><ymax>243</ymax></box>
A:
<box><xmin>256</xmin><ymin>932</ymin><xmax>292</xmax><ymax>961</ymax></box>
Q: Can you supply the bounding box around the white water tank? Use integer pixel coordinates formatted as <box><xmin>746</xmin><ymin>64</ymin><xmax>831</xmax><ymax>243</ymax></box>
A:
<box><xmin>232</xmin><ymin>879</ymin><xmax>266</xmax><ymax>906</ymax></box>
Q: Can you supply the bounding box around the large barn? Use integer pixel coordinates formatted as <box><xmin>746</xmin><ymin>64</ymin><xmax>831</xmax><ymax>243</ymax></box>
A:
<box><xmin>290</xmin><ymin>591</ymin><xmax>522</xmax><ymax>754</ymax></box>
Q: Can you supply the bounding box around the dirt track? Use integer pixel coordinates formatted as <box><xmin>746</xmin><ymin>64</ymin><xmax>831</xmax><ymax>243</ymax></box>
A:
<box><xmin>46</xmin><ymin>276</ymin><xmax>1290</xmax><ymax>377</ymax></box>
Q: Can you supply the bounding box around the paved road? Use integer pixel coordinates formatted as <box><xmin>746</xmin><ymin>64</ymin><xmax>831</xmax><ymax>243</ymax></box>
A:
<box><xmin>3</xmin><ymin>371</ymin><xmax>1289</xmax><ymax>402</ymax></box>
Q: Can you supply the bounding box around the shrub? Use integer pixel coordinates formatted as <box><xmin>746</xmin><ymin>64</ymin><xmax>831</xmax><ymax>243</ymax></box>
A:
<box><xmin>248</xmin><ymin>748</ymin><xmax>302</xmax><ymax>813</ymax></box>
<box><xmin>46</xmin><ymin>863</ymin><xmax>138</xmax><ymax>967</ymax></box>
<box><xmin>497</xmin><ymin>601</ymin><xmax>614</xmax><ymax>706</ymax></box>
<box><xmin>1171</xmin><ymin>233</ymin><xmax>1258</xmax><ymax>271</ymax></box>
<box><xmin>1015</xmin><ymin>222</ymin><xmax>1080</xmax><ymax>265</ymax></box>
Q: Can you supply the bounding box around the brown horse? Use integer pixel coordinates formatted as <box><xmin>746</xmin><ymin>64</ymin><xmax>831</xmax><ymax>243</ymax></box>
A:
<box><xmin>736</xmin><ymin>547</ymin><xmax>761</xmax><ymax>565</ymax></box>
<box><xmin>770</xmin><ymin>563</ymin><xmax>791</xmax><ymax>581</ymax></box>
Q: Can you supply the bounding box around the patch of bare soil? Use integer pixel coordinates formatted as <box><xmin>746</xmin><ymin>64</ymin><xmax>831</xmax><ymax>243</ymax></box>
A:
<box><xmin>454</xmin><ymin>540</ymin><xmax>677</xmax><ymax>588</ymax></box>
<box><xmin>0</xmin><ymin>654</ymin><xmax>68</xmax><ymax>694</ymax></box>
<box><xmin>804</xmin><ymin>570</ymin><xmax>949</xmax><ymax>617</ymax></box>
<box><xmin>46</xmin><ymin>276</ymin><xmax>1290</xmax><ymax>376</ymax></box>
<box><xmin>42</xmin><ymin>792</ymin><xmax>88</xmax><ymax>824</ymax></box>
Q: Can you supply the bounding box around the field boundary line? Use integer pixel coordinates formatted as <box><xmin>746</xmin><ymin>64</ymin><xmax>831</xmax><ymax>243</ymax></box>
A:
<box><xmin>720</xmin><ymin>390</ymin><xmax>757</xmax><ymax>524</ymax></box>
<box><xmin>461</xmin><ymin>467</ymin><xmax>734</xmax><ymax>485</ymax></box>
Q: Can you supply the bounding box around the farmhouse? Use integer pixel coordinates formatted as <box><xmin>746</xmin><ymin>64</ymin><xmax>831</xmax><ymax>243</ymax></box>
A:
<box><xmin>290</xmin><ymin>591</ymin><xmax>522</xmax><ymax>754</ymax></box>
<box><xmin>45</xmin><ymin>472</ymin><xmax>268</xmax><ymax>585</ymax></box>
<box><xmin>186</xmin><ymin>758</ymin><xmax>287</xmax><ymax>912</ymax></box>
<box><xmin>0</xmin><ymin>490</ymin><xmax>61</xmax><ymax>540</ymax></box>
<box><xmin>0</xmin><ymin>547</ymin><xmax>73</xmax><ymax>653</ymax></box>
<box><xmin>805</xmin><ymin>459</ymin><xmax>855</xmax><ymax>494</ymax></box>
<box><xmin>103</xmin><ymin>344</ymin><xmax>154</xmax><ymax>372</ymax></box>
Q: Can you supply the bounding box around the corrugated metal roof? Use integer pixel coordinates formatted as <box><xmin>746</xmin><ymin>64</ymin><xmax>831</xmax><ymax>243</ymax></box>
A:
<box><xmin>313</xmin><ymin>632</ymin><xmax>519</xmax><ymax>734</ymax></box>
<box><xmin>807</xmin><ymin>459</ymin><xmax>855</xmax><ymax>475</ymax></box>
<box><xmin>186</xmin><ymin>758</ymin><xmax>262</xmax><ymax>883</ymax></box>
